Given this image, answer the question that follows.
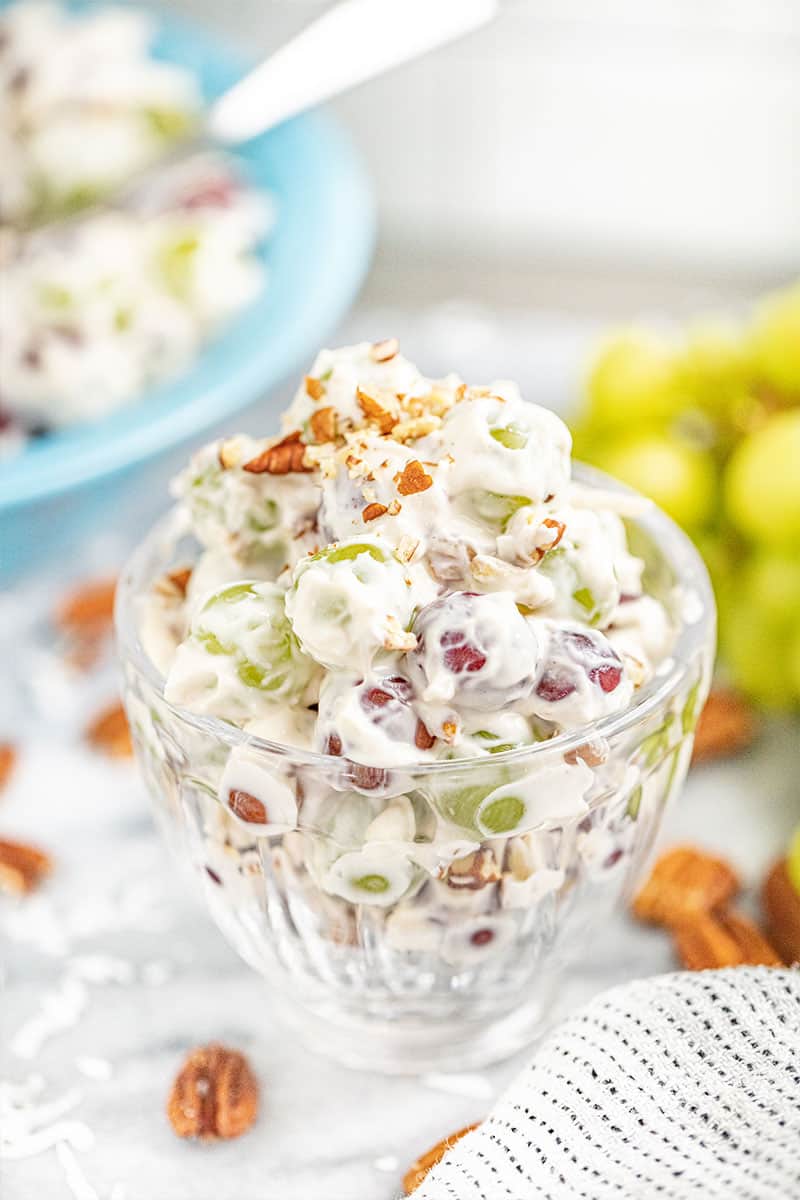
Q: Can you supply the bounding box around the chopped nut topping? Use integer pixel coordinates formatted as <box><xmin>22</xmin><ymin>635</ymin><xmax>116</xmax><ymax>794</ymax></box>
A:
<box><xmin>369</xmin><ymin>337</ymin><xmax>399</xmax><ymax>363</ymax></box>
<box><xmin>309</xmin><ymin>405</ymin><xmax>337</xmax><ymax>444</ymax></box>
<box><xmin>85</xmin><ymin>701</ymin><xmax>133</xmax><ymax>758</ymax></box>
<box><xmin>243</xmin><ymin>431</ymin><xmax>311</xmax><ymax>475</ymax></box>
<box><xmin>395</xmin><ymin>459</ymin><xmax>433</xmax><ymax>496</ymax></box>
<box><xmin>383</xmin><ymin>613</ymin><xmax>418</xmax><ymax>652</ymax></box>
<box><xmin>387</xmin><ymin>499</ymin><xmax>402</xmax><ymax>516</ymax></box>
<box><xmin>443</xmin><ymin>847</ymin><xmax>500</xmax><ymax>890</ymax></box>
<box><xmin>692</xmin><ymin>688</ymin><xmax>757</xmax><ymax>765</ymax></box>
<box><xmin>362</xmin><ymin>502</ymin><xmax>388</xmax><ymax>523</ymax></box>
<box><xmin>673</xmin><ymin>910</ymin><xmax>783</xmax><ymax>971</ymax></box>
<box><xmin>442</xmin><ymin>720</ymin><xmax>458</xmax><ymax>742</ymax></box>
<box><xmin>154</xmin><ymin>566</ymin><xmax>193</xmax><ymax>602</ymax></box>
<box><xmin>357</xmin><ymin>388</ymin><xmax>398</xmax><ymax>434</ymax></box>
<box><xmin>540</xmin><ymin>517</ymin><xmax>566</xmax><ymax>550</ymax></box>
<box><xmin>632</xmin><ymin>846</ymin><xmax>739</xmax><ymax>928</ymax></box>
<box><xmin>403</xmin><ymin>1125</ymin><xmax>479</xmax><ymax>1194</ymax></box>
<box><xmin>564</xmin><ymin>740</ymin><xmax>608</xmax><ymax>767</ymax></box>
<box><xmin>304</xmin><ymin>375</ymin><xmax>325</xmax><ymax>401</ymax></box>
<box><xmin>396</xmin><ymin>535</ymin><xmax>421</xmax><ymax>564</ymax></box>
<box><xmin>218</xmin><ymin>439</ymin><xmax>242</xmax><ymax>469</ymax></box>
<box><xmin>0</xmin><ymin>743</ymin><xmax>17</xmax><ymax>793</ymax></box>
<box><xmin>228</xmin><ymin>789</ymin><xmax>267</xmax><ymax>824</ymax></box>
<box><xmin>0</xmin><ymin>837</ymin><xmax>52</xmax><ymax>895</ymax></box>
<box><xmin>167</xmin><ymin>1043</ymin><xmax>259</xmax><ymax>1141</ymax></box>
<box><xmin>392</xmin><ymin>414</ymin><xmax>441</xmax><ymax>442</ymax></box>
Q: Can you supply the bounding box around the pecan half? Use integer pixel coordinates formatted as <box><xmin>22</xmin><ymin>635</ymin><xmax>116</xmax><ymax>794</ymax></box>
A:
<box><xmin>243</xmin><ymin>431</ymin><xmax>311</xmax><ymax>475</ymax></box>
<box><xmin>167</xmin><ymin>1043</ymin><xmax>259</xmax><ymax>1141</ymax></box>
<box><xmin>673</xmin><ymin>910</ymin><xmax>783</xmax><ymax>971</ymax></box>
<box><xmin>761</xmin><ymin>857</ymin><xmax>800</xmax><ymax>966</ymax></box>
<box><xmin>0</xmin><ymin>743</ymin><xmax>17</xmax><ymax>793</ymax></box>
<box><xmin>403</xmin><ymin>1124</ymin><xmax>479</xmax><ymax>1194</ymax></box>
<box><xmin>304</xmin><ymin>375</ymin><xmax>325</xmax><ymax>401</ymax></box>
<box><xmin>85</xmin><ymin>701</ymin><xmax>133</xmax><ymax>758</ymax></box>
<box><xmin>692</xmin><ymin>688</ymin><xmax>757</xmax><ymax>765</ymax></box>
<box><xmin>362</xmin><ymin>502</ymin><xmax>388</xmax><ymax>523</ymax></box>
<box><xmin>309</xmin><ymin>405</ymin><xmax>337</xmax><ymax>444</ymax></box>
<box><xmin>632</xmin><ymin>846</ymin><xmax>739</xmax><ymax>928</ymax></box>
<box><xmin>357</xmin><ymin>388</ymin><xmax>398</xmax><ymax>434</ymax></box>
<box><xmin>0</xmin><ymin>837</ymin><xmax>52</xmax><ymax>895</ymax></box>
<box><xmin>395</xmin><ymin>460</ymin><xmax>433</xmax><ymax>496</ymax></box>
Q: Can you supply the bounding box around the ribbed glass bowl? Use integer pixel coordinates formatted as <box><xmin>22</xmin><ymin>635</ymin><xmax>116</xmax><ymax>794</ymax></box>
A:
<box><xmin>116</xmin><ymin>465</ymin><xmax>715</xmax><ymax>1072</ymax></box>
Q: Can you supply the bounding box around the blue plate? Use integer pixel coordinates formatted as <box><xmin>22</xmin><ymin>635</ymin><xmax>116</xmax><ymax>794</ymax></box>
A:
<box><xmin>0</xmin><ymin>1</ymin><xmax>374</xmax><ymax>580</ymax></box>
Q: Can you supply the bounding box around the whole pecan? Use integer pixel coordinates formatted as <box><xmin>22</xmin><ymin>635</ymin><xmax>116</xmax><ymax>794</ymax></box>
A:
<box><xmin>167</xmin><ymin>1043</ymin><xmax>259</xmax><ymax>1141</ymax></box>
<box><xmin>85</xmin><ymin>701</ymin><xmax>133</xmax><ymax>758</ymax></box>
<box><xmin>403</xmin><ymin>1124</ymin><xmax>479</xmax><ymax>1194</ymax></box>
<box><xmin>632</xmin><ymin>845</ymin><xmax>739</xmax><ymax>928</ymax></box>
<box><xmin>0</xmin><ymin>837</ymin><xmax>52</xmax><ymax>895</ymax></box>
<box><xmin>243</xmin><ymin>431</ymin><xmax>311</xmax><ymax>475</ymax></box>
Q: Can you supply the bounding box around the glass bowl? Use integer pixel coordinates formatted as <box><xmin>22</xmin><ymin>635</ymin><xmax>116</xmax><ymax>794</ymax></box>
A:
<box><xmin>116</xmin><ymin>465</ymin><xmax>715</xmax><ymax>1072</ymax></box>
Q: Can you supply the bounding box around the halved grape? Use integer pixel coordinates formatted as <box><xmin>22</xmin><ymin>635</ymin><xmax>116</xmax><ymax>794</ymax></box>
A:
<box><xmin>323</xmin><ymin>845</ymin><xmax>416</xmax><ymax>907</ymax></box>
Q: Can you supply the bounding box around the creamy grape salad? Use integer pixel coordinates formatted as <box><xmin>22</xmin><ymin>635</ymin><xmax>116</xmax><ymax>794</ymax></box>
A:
<box><xmin>122</xmin><ymin>341</ymin><xmax>713</xmax><ymax>1063</ymax></box>
<box><xmin>141</xmin><ymin>341</ymin><xmax>676</xmax><ymax>827</ymax></box>
<box><xmin>0</xmin><ymin>4</ymin><xmax>271</xmax><ymax>453</ymax></box>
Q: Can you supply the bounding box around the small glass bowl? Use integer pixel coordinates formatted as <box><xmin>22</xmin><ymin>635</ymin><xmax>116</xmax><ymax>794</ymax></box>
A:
<box><xmin>116</xmin><ymin>466</ymin><xmax>715</xmax><ymax>1072</ymax></box>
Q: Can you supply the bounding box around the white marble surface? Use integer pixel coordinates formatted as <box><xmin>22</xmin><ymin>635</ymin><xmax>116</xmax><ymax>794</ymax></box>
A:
<box><xmin>0</xmin><ymin>657</ymin><xmax>797</xmax><ymax>1200</ymax></box>
<box><xmin>1</xmin><ymin>289</ymin><xmax>796</xmax><ymax>1200</ymax></box>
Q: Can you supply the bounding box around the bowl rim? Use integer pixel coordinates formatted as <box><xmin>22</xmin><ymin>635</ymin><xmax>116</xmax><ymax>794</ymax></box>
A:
<box><xmin>115</xmin><ymin>460</ymin><xmax>717</xmax><ymax>774</ymax></box>
<box><xmin>0</xmin><ymin>6</ymin><xmax>374</xmax><ymax>511</ymax></box>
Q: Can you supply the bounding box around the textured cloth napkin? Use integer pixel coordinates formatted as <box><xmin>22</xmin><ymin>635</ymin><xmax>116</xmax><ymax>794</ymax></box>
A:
<box><xmin>414</xmin><ymin>967</ymin><xmax>800</xmax><ymax>1200</ymax></box>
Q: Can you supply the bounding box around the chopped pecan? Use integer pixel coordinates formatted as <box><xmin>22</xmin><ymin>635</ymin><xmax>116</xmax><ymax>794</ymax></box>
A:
<box><xmin>309</xmin><ymin>405</ymin><xmax>337</xmax><ymax>444</ymax></box>
<box><xmin>443</xmin><ymin>847</ymin><xmax>500</xmax><ymax>890</ymax></box>
<box><xmin>243</xmin><ymin>431</ymin><xmax>311</xmax><ymax>475</ymax></box>
<box><xmin>228</xmin><ymin>789</ymin><xmax>267</xmax><ymax>824</ymax></box>
<box><xmin>0</xmin><ymin>837</ymin><xmax>52</xmax><ymax>895</ymax></box>
<box><xmin>167</xmin><ymin>1043</ymin><xmax>259</xmax><ymax>1141</ymax></box>
<box><xmin>0</xmin><ymin>743</ymin><xmax>17</xmax><ymax>792</ymax></box>
<box><xmin>673</xmin><ymin>910</ymin><xmax>783</xmax><ymax>971</ymax></box>
<box><xmin>369</xmin><ymin>337</ymin><xmax>399</xmax><ymax>363</ymax></box>
<box><xmin>304</xmin><ymin>375</ymin><xmax>325</xmax><ymax>400</ymax></box>
<box><xmin>564</xmin><ymin>740</ymin><xmax>607</xmax><ymax>767</ymax></box>
<box><xmin>392</xmin><ymin>414</ymin><xmax>441</xmax><ymax>442</ymax></box>
<box><xmin>56</xmin><ymin>577</ymin><xmax>117</xmax><ymax>634</ymax></box>
<box><xmin>395</xmin><ymin>460</ymin><xmax>433</xmax><ymax>496</ymax></box>
<box><xmin>632</xmin><ymin>846</ymin><xmax>739</xmax><ymax>928</ymax></box>
<box><xmin>85</xmin><ymin>701</ymin><xmax>133</xmax><ymax>758</ymax></box>
<box><xmin>691</xmin><ymin>688</ymin><xmax>757</xmax><ymax>765</ymax></box>
<box><xmin>403</xmin><ymin>1124</ymin><xmax>479</xmax><ymax>1194</ymax></box>
<box><xmin>761</xmin><ymin>857</ymin><xmax>800</xmax><ymax>965</ymax></box>
<box><xmin>357</xmin><ymin>388</ymin><xmax>397</xmax><ymax>434</ymax></box>
<box><xmin>154</xmin><ymin>566</ymin><xmax>193</xmax><ymax>601</ymax></box>
<box><xmin>362</xmin><ymin>502</ymin><xmax>388</xmax><ymax>523</ymax></box>
<box><xmin>541</xmin><ymin>517</ymin><xmax>566</xmax><ymax>550</ymax></box>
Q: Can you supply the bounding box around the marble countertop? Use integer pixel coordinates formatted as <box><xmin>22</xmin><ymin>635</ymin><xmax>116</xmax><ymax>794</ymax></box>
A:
<box><xmin>1</xmin><ymin>293</ymin><xmax>796</xmax><ymax>1200</ymax></box>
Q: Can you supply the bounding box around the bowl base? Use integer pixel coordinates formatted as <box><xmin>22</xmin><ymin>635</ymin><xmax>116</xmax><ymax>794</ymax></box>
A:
<box><xmin>268</xmin><ymin>981</ymin><xmax>561</xmax><ymax>1074</ymax></box>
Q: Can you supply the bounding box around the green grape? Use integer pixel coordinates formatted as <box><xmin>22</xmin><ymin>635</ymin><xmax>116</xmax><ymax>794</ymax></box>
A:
<box><xmin>587</xmin><ymin>330</ymin><xmax>679</xmax><ymax>428</ymax></box>
<box><xmin>787</xmin><ymin>827</ymin><xmax>800</xmax><ymax>895</ymax></box>
<box><xmin>749</xmin><ymin>282</ymin><xmax>800</xmax><ymax>394</ymax></box>
<box><xmin>740</xmin><ymin>551</ymin><xmax>800</xmax><ymax>630</ymax></box>
<box><xmin>597</xmin><ymin>432</ymin><xmax>716</xmax><ymax>529</ymax></box>
<box><xmin>724</xmin><ymin>410</ymin><xmax>800</xmax><ymax>547</ymax></box>
<box><xmin>721</xmin><ymin>601</ymin><xmax>796</xmax><ymax>709</ymax></box>
<box><xmin>678</xmin><ymin>321</ymin><xmax>753</xmax><ymax>411</ymax></box>
<box><xmin>788</xmin><ymin>626</ymin><xmax>800</xmax><ymax>702</ymax></box>
<box><xmin>490</xmin><ymin>424</ymin><xmax>528</xmax><ymax>450</ymax></box>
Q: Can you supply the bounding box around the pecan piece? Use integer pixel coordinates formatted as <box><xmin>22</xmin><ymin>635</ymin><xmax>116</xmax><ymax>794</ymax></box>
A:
<box><xmin>632</xmin><ymin>846</ymin><xmax>739</xmax><ymax>928</ymax></box>
<box><xmin>443</xmin><ymin>847</ymin><xmax>500</xmax><ymax>890</ymax></box>
<box><xmin>362</xmin><ymin>502</ymin><xmax>388</xmax><ymax>523</ymax></box>
<box><xmin>357</xmin><ymin>388</ymin><xmax>398</xmax><ymax>434</ymax></box>
<box><xmin>762</xmin><ymin>857</ymin><xmax>800</xmax><ymax>965</ymax></box>
<box><xmin>56</xmin><ymin>577</ymin><xmax>117</xmax><ymax>634</ymax></box>
<box><xmin>154</xmin><ymin>566</ymin><xmax>193</xmax><ymax>601</ymax></box>
<box><xmin>0</xmin><ymin>837</ymin><xmax>52</xmax><ymax>895</ymax></box>
<box><xmin>228</xmin><ymin>789</ymin><xmax>267</xmax><ymax>825</ymax></box>
<box><xmin>673</xmin><ymin>910</ymin><xmax>783</xmax><ymax>971</ymax></box>
<box><xmin>369</xmin><ymin>337</ymin><xmax>399</xmax><ymax>363</ymax></box>
<box><xmin>403</xmin><ymin>1124</ymin><xmax>479</xmax><ymax>1194</ymax></box>
<box><xmin>243</xmin><ymin>431</ymin><xmax>311</xmax><ymax>475</ymax></box>
<box><xmin>691</xmin><ymin>688</ymin><xmax>757</xmax><ymax>765</ymax></box>
<box><xmin>309</xmin><ymin>405</ymin><xmax>337</xmax><ymax>444</ymax></box>
<box><xmin>564</xmin><ymin>740</ymin><xmax>607</xmax><ymax>767</ymax></box>
<box><xmin>85</xmin><ymin>701</ymin><xmax>133</xmax><ymax>758</ymax></box>
<box><xmin>304</xmin><ymin>375</ymin><xmax>325</xmax><ymax>401</ymax></box>
<box><xmin>167</xmin><ymin>1043</ymin><xmax>259</xmax><ymax>1141</ymax></box>
<box><xmin>0</xmin><ymin>743</ymin><xmax>17</xmax><ymax>792</ymax></box>
<box><xmin>395</xmin><ymin>459</ymin><xmax>433</xmax><ymax>496</ymax></box>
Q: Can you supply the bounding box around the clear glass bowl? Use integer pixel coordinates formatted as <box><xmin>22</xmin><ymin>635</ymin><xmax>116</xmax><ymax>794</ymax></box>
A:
<box><xmin>116</xmin><ymin>466</ymin><xmax>715</xmax><ymax>1072</ymax></box>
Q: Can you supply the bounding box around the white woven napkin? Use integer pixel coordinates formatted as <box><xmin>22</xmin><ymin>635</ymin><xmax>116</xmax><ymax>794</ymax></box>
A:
<box><xmin>413</xmin><ymin>967</ymin><xmax>800</xmax><ymax>1200</ymax></box>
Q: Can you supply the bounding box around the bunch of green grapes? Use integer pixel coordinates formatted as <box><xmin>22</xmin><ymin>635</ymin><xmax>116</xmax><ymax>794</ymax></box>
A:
<box><xmin>571</xmin><ymin>282</ymin><xmax>800</xmax><ymax>709</ymax></box>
